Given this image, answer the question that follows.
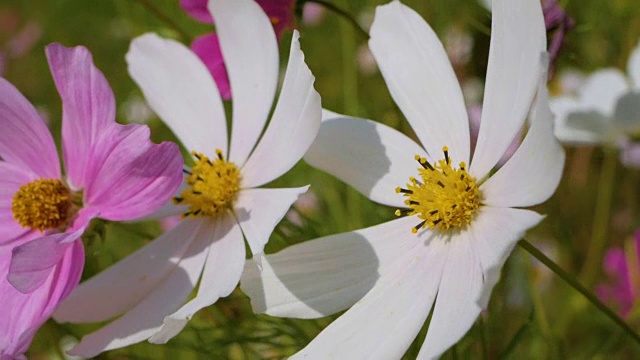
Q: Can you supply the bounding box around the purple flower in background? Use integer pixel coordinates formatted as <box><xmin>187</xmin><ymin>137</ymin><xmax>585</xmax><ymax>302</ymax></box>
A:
<box><xmin>0</xmin><ymin>44</ymin><xmax>182</xmax><ymax>358</ymax></box>
<box><xmin>543</xmin><ymin>0</ymin><xmax>575</xmax><ymax>78</ymax></box>
<box><xmin>479</xmin><ymin>0</ymin><xmax>574</xmax><ymax>78</ymax></box>
<box><xmin>597</xmin><ymin>231</ymin><xmax>640</xmax><ymax>317</ymax></box>
<box><xmin>180</xmin><ymin>0</ymin><xmax>296</xmax><ymax>100</ymax></box>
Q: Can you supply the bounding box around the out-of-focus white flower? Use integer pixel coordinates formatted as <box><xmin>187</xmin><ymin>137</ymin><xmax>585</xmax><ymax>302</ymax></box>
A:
<box><xmin>550</xmin><ymin>40</ymin><xmax>640</xmax><ymax>145</ymax></box>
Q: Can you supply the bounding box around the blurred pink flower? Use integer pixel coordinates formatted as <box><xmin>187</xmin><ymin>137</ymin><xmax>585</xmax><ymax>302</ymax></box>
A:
<box><xmin>596</xmin><ymin>231</ymin><xmax>640</xmax><ymax>317</ymax></box>
<box><xmin>0</xmin><ymin>44</ymin><xmax>182</xmax><ymax>357</ymax></box>
<box><xmin>0</xmin><ymin>8</ymin><xmax>42</xmax><ymax>77</ymax></box>
<box><xmin>302</xmin><ymin>2</ymin><xmax>326</xmax><ymax>26</ymax></box>
<box><xmin>619</xmin><ymin>139</ymin><xmax>640</xmax><ymax>169</ymax></box>
<box><xmin>180</xmin><ymin>0</ymin><xmax>296</xmax><ymax>100</ymax></box>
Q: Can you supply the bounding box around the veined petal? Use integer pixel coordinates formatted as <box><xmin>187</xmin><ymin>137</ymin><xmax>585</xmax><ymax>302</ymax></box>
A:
<box><xmin>550</xmin><ymin>96</ymin><xmax>601</xmax><ymax>144</ymax></box>
<box><xmin>0</xmin><ymin>162</ymin><xmax>37</xmax><ymax>244</ymax></box>
<box><xmin>303</xmin><ymin>115</ymin><xmax>427</xmax><ymax>208</ymax></box>
<box><xmin>418</xmin><ymin>238</ymin><xmax>482</xmax><ymax>359</ymax></box>
<box><xmin>126</xmin><ymin>33</ymin><xmax>227</xmax><ymax>158</ymax></box>
<box><xmin>54</xmin><ymin>217</ymin><xmax>206</xmax><ymax>323</ymax></box>
<box><xmin>291</xmin><ymin>232</ymin><xmax>447</xmax><ymax>359</ymax></box>
<box><xmin>0</xmin><ymin>237</ymin><xmax>84</xmax><ymax>357</ymax></box>
<box><xmin>482</xmin><ymin>66</ymin><xmax>565</xmax><ymax>208</ymax></box>
<box><xmin>82</xmin><ymin>124</ymin><xmax>183</xmax><ymax>221</ymax></box>
<box><xmin>240</xmin><ymin>216</ymin><xmax>425</xmax><ymax>319</ymax></box>
<box><xmin>7</xmin><ymin>207</ymin><xmax>96</xmax><ymax>293</ymax></box>
<box><xmin>0</xmin><ymin>78</ymin><xmax>60</xmax><ymax>179</ymax></box>
<box><xmin>467</xmin><ymin>206</ymin><xmax>544</xmax><ymax>308</ymax></box>
<box><xmin>368</xmin><ymin>1</ymin><xmax>470</xmax><ymax>164</ymax></box>
<box><xmin>209</xmin><ymin>0</ymin><xmax>279</xmax><ymax>165</ymax></box>
<box><xmin>46</xmin><ymin>43</ymin><xmax>115</xmax><ymax>190</ymax></box>
<box><xmin>191</xmin><ymin>33</ymin><xmax>231</xmax><ymax>100</ymax></box>
<box><xmin>149</xmin><ymin>214</ymin><xmax>244</xmax><ymax>343</ymax></box>
<box><xmin>67</xmin><ymin>218</ymin><xmax>213</xmax><ymax>357</ymax></box>
<box><xmin>241</xmin><ymin>31</ymin><xmax>321</xmax><ymax>188</ymax></box>
<box><xmin>235</xmin><ymin>186</ymin><xmax>309</xmax><ymax>258</ymax></box>
<box><xmin>578</xmin><ymin>69</ymin><xmax>629</xmax><ymax>116</ymax></box>
<box><xmin>471</xmin><ymin>0</ymin><xmax>546</xmax><ymax>180</ymax></box>
<box><xmin>629</xmin><ymin>40</ymin><xmax>640</xmax><ymax>89</ymax></box>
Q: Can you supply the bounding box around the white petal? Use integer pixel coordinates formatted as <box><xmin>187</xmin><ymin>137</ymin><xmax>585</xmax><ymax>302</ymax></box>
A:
<box><xmin>241</xmin><ymin>31</ymin><xmax>321</xmax><ymax>188</ymax></box>
<box><xmin>550</xmin><ymin>96</ymin><xmax>601</xmax><ymax>144</ymax></box>
<box><xmin>149</xmin><ymin>214</ymin><xmax>245</xmax><ymax>343</ymax></box>
<box><xmin>481</xmin><ymin>69</ymin><xmax>565</xmax><ymax>208</ymax></box>
<box><xmin>235</xmin><ymin>186</ymin><xmax>309</xmax><ymax>257</ymax></box>
<box><xmin>368</xmin><ymin>1</ymin><xmax>469</xmax><ymax>164</ymax></box>
<box><xmin>467</xmin><ymin>206</ymin><xmax>543</xmax><ymax>308</ymax></box>
<box><xmin>470</xmin><ymin>0</ymin><xmax>546</xmax><ymax>179</ymax></box>
<box><xmin>240</xmin><ymin>216</ymin><xmax>423</xmax><ymax>319</ymax></box>
<box><xmin>418</xmin><ymin>237</ymin><xmax>482</xmax><ymax>359</ymax></box>
<box><xmin>67</xmin><ymin>219</ymin><xmax>213</xmax><ymax>357</ymax></box>
<box><xmin>578</xmin><ymin>68</ymin><xmax>629</xmax><ymax>116</ymax></box>
<box><xmin>126</xmin><ymin>33</ymin><xmax>227</xmax><ymax>158</ymax></box>
<box><xmin>291</xmin><ymin>231</ymin><xmax>448</xmax><ymax>360</ymax></box>
<box><xmin>612</xmin><ymin>92</ymin><xmax>640</xmax><ymax>134</ymax></box>
<box><xmin>54</xmin><ymin>218</ymin><xmax>206</xmax><ymax>323</ymax></box>
<box><xmin>209</xmin><ymin>0</ymin><xmax>279</xmax><ymax>166</ymax></box>
<box><xmin>303</xmin><ymin>115</ymin><xmax>426</xmax><ymax>208</ymax></box>
<box><xmin>627</xmin><ymin>39</ymin><xmax>640</xmax><ymax>89</ymax></box>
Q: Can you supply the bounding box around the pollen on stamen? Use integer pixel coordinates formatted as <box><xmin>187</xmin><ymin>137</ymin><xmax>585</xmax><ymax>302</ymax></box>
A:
<box><xmin>395</xmin><ymin>147</ymin><xmax>481</xmax><ymax>233</ymax></box>
<box><xmin>175</xmin><ymin>149</ymin><xmax>241</xmax><ymax>218</ymax></box>
<box><xmin>11</xmin><ymin>178</ymin><xmax>77</xmax><ymax>232</ymax></box>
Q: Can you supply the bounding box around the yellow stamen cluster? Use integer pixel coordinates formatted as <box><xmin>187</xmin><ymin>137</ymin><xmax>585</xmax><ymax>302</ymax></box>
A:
<box><xmin>174</xmin><ymin>149</ymin><xmax>241</xmax><ymax>218</ymax></box>
<box><xmin>395</xmin><ymin>146</ymin><xmax>481</xmax><ymax>233</ymax></box>
<box><xmin>12</xmin><ymin>178</ymin><xmax>73</xmax><ymax>232</ymax></box>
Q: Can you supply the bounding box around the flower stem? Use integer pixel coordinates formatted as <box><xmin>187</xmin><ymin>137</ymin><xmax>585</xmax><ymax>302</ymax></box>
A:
<box><xmin>518</xmin><ymin>239</ymin><xmax>640</xmax><ymax>346</ymax></box>
<box><xmin>302</xmin><ymin>0</ymin><xmax>369</xmax><ymax>39</ymax></box>
<box><xmin>580</xmin><ymin>147</ymin><xmax>617</xmax><ymax>286</ymax></box>
<box><xmin>133</xmin><ymin>0</ymin><xmax>193</xmax><ymax>42</ymax></box>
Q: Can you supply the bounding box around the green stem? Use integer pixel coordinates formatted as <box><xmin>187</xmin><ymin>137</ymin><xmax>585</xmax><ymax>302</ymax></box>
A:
<box><xmin>133</xmin><ymin>0</ymin><xmax>193</xmax><ymax>42</ymax></box>
<box><xmin>580</xmin><ymin>147</ymin><xmax>617</xmax><ymax>286</ymax></box>
<box><xmin>303</xmin><ymin>0</ymin><xmax>369</xmax><ymax>39</ymax></box>
<box><xmin>518</xmin><ymin>239</ymin><xmax>640</xmax><ymax>346</ymax></box>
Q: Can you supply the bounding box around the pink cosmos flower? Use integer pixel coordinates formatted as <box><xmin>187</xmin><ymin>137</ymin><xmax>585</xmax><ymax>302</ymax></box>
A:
<box><xmin>0</xmin><ymin>44</ymin><xmax>182</xmax><ymax>358</ymax></box>
<box><xmin>180</xmin><ymin>0</ymin><xmax>296</xmax><ymax>100</ymax></box>
<box><xmin>596</xmin><ymin>231</ymin><xmax>640</xmax><ymax>317</ymax></box>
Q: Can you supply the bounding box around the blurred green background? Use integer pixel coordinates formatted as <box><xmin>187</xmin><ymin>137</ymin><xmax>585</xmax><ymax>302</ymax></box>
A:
<box><xmin>3</xmin><ymin>0</ymin><xmax>640</xmax><ymax>358</ymax></box>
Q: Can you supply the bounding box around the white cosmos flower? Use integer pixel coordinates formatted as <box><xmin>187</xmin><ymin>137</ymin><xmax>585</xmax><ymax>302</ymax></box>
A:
<box><xmin>550</xmin><ymin>39</ymin><xmax>640</xmax><ymax>144</ymax></box>
<box><xmin>239</xmin><ymin>0</ymin><xmax>564</xmax><ymax>358</ymax></box>
<box><xmin>51</xmin><ymin>0</ymin><xmax>321</xmax><ymax>356</ymax></box>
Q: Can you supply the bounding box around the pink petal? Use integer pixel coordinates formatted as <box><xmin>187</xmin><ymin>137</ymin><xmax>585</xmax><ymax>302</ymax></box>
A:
<box><xmin>0</xmin><ymin>162</ymin><xmax>38</xmax><ymax>245</ymax></box>
<box><xmin>180</xmin><ymin>0</ymin><xmax>213</xmax><ymax>23</ymax></box>
<box><xmin>191</xmin><ymin>33</ymin><xmax>232</xmax><ymax>101</ymax></box>
<box><xmin>0</xmin><ymin>78</ymin><xmax>60</xmax><ymax>178</ymax></box>
<box><xmin>7</xmin><ymin>207</ymin><xmax>96</xmax><ymax>293</ymax></box>
<box><xmin>82</xmin><ymin>124</ymin><xmax>183</xmax><ymax>221</ymax></box>
<box><xmin>45</xmin><ymin>43</ymin><xmax>116</xmax><ymax>191</ymax></box>
<box><xmin>0</xmin><ymin>234</ymin><xmax>84</xmax><ymax>357</ymax></box>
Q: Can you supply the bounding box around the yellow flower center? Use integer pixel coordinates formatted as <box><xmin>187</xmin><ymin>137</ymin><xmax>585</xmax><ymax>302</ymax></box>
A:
<box><xmin>12</xmin><ymin>178</ymin><xmax>75</xmax><ymax>232</ymax></box>
<box><xmin>395</xmin><ymin>146</ymin><xmax>481</xmax><ymax>233</ymax></box>
<box><xmin>174</xmin><ymin>149</ymin><xmax>241</xmax><ymax>218</ymax></box>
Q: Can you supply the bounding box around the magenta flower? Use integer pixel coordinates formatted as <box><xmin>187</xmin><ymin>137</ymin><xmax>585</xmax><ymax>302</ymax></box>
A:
<box><xmin>597</xmin><ymin>231</ymin><xmax>640</xmax><ymax>317</ymax></box>
<box><xmin>543</xmin><ymin>0</ymin><xmax>574</xmax><ymax>78</ymax></box>
<box><xmin>180</xmin><ymin>0</ymin><xmax>296</xmax><ymax>99</ymax></box>
<box><xmin>0</xmin><ymin>43</ymin><xmax>182</xmax><ymax>357</ymax></box>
